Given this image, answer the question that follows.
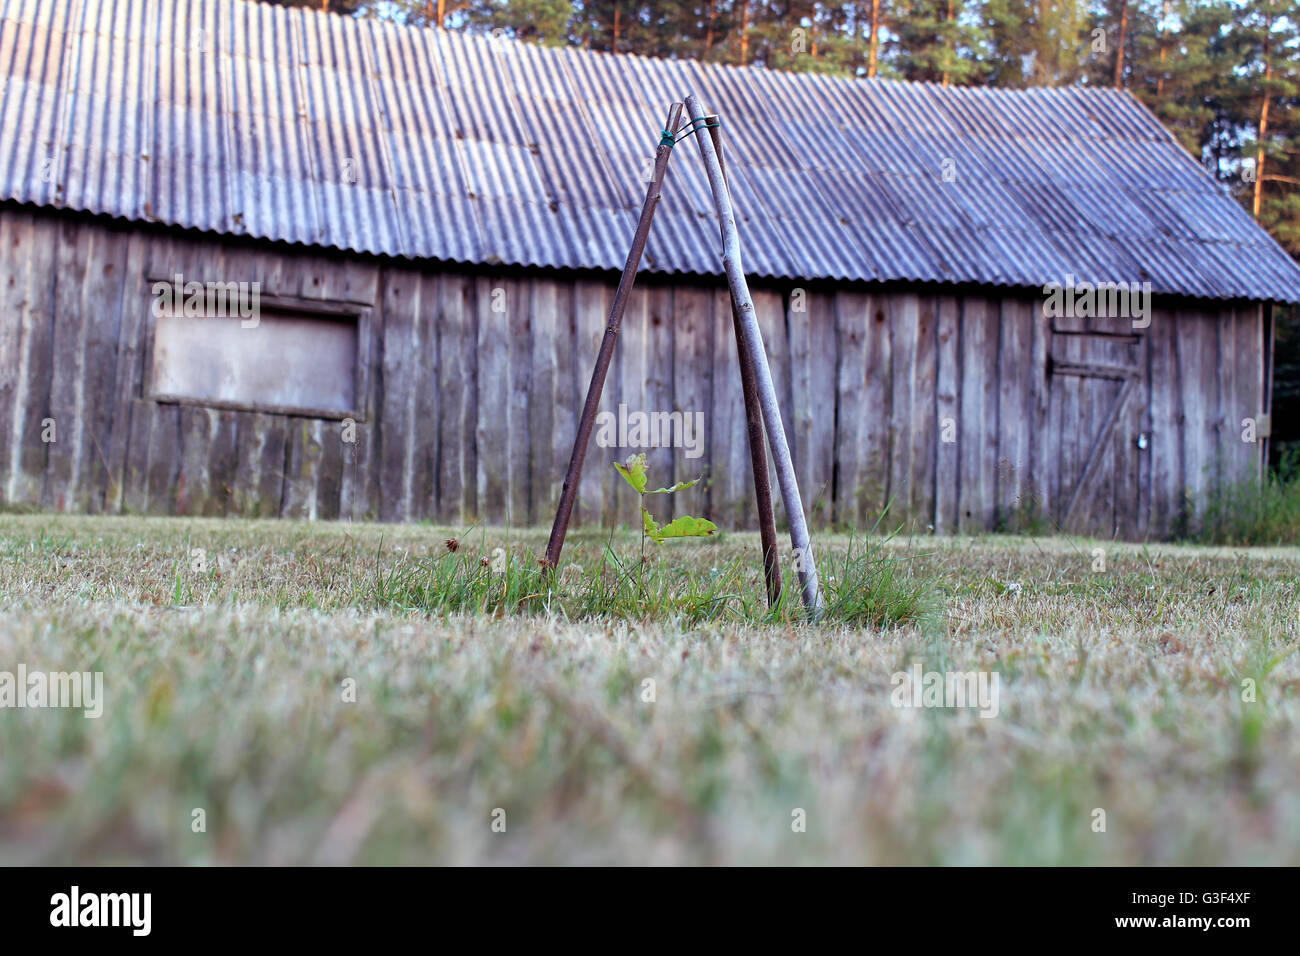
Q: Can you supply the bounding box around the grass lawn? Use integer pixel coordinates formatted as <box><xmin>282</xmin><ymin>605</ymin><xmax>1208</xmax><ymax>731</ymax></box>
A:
<box><xmin>0</xmin><ymin>513</ymin><xmax>1297</xmax><ymax>865</ymax></box>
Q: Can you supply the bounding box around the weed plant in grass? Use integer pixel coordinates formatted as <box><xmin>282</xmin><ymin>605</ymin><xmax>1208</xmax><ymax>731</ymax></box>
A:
<box><xmin>821</xmin><ymin>539</ymin><xmax>935</xmax><ymax>628</ymax></box>
<box><xmin>1190</xmin><ymin>452</ymin><xmax>1300</xmax><ymax>545</ymax></box>
<box><xmin>369</xmin><ymin>534</ymin><xmax>933</xmax><ymax>629</ymax></box>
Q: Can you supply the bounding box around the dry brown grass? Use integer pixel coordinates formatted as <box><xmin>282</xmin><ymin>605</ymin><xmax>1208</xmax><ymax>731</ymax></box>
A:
<box><xmin>0</xmin><ymin>514</ymin><xmax>1296</xmax><ymax>864</ymax></box>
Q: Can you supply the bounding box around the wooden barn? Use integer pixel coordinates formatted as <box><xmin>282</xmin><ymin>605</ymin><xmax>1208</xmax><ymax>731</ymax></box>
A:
<box><xmin>2</xmin><ymin>0</ymin><xmax>1299</xmax><ymax>538</ymax></box>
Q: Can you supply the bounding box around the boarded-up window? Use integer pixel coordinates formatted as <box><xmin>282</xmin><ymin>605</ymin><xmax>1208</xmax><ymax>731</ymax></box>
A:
<box><xmin>149</xmin><ymin>305</ymin><xmax>362</xmax><ymax>418</ymax></box>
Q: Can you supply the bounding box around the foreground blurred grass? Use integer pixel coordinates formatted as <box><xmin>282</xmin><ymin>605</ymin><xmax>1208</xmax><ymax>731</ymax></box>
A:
<box><xmin>0</xmin><ymin>514</ymin><xmax>1297</xmax><ymax>864</ymax></box>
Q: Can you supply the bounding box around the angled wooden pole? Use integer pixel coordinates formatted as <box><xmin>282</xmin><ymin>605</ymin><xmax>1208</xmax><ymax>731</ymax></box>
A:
<box><xmin>704</xmin><ymin>115</ymin><xmax>782</xmax><ymax>608</ymax></box>
<box><xmin>684</xmin><ymin>94</ymin><xmax>824</xmax><ymax>619</ymax></box>
<box><xmin>544</xmin><ymin>102</ymin><xmax>684</xmax><ymax>571</ymax></box>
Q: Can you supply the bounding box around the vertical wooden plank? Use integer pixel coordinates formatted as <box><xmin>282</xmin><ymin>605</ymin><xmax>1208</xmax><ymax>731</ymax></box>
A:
<box><xmin>787</xmin><ymin>289</ymin><xmax>835</xmax><ymax>528</ymax></box>
<box><xmin>1182</xmin><ymin>309</ymin><xmax>1211</xmax><ymax>518</ymax></box>
<box><xmin>753</xmin><ymin>288</ymin><xmax>794</xmax><ymax>526</ymax></box>
<box><xmin>1202</xmin><ymin>308</ymin><xmax>1223</xmax><ymax>500</ymax></box>
<box><xmin>908</xmin><ymin>294</ymin><xmax>938</xmax><ymax>530</ymax></box>
<box><xmin>475</xmin><ymin>276</ymin><xmax>509</xmax><ymax>525</ymax></box>
<box><xmin>436</xmin><ymin>273</ymin><xmax>475</xmax><ymax>525</ymax></box>
<box><xmin>506</xmin><ymin>278</ymin><xmax>532</xmax><ymax>527</ymax></box>
<box><xmin>787</xmin><ymin>288</ymin><xmax>814</xmax><ymax>521</ymax></box>
<box><xmin>1148</xmin><ymin>306</ymin><xmax>1183</xmax><ymax>535</ymax></box>
<box><xmin>172</xmin><ymin>241</ymin><xmax>225</xmax><ymax>517</ymax></box>
<box><xmin>888</xmin><ymin>294</ymin><xmax>917</xmax><ymax>524</ymax></box>
<box><xmin>529</xmin><ymin>279</ymin><xmax>559</xmax><ymax>527</ymax></box>
<box><xmin>319</xmin><ymin>252</ymin><xmax>371</xmax><ymax>306</ymax></box>
<box><xmin>1211</xmin><ymin>306</ymin><xmax>1235</xmax><ymax>487</ymax></box>
<box><xmin>862</xmin><ymin>293</ymin><xmax>893</xmax><ymax>524</ymax></box>
<box><xmin>995</xmin><ymin>298</ymin><xmax>1029</xmax><ymax>529</ymax></box>
<box><xmin>670</xmin><ymin>286</ymin><xmax>712</xmax><ymax>521</ymax></box>
<box><xmin>42</xmin><ymin>220</ymin><xmax>88</xmax><ymax>512</ymax></box>
<box><xmin>101</xmin><ymin>227</ymin><xmax>146</xmax><ymax>512</ymax></box>
<box><xmin>338</xmin><ymin>301</ymin><xmax>374</xmax><ymax>525</ymax></box>
<box><xmin>232</xmin><ymin>411</ymin><xmax>268</xmax><ymax>517</ymax></box>
<box><xmin>379</xmin><ymin>268</ymin><xmax>421</xmax><ymax>522</ymax></box>
<box><xmin>833</xmin><ymin>290</ymin><xmax>867</xmax><ymax>528</ymax></box>
<box><xmin>709</xmin><ymin>288</ymin><xmax>746</xmax><ymax>527</ymax></box>
<box><xmin>337</xmin><ymin>260</ymin><xmax>380</xmax><ymax>523</ymax></box>
<box><xmin>109</xmin><ymin>233</ymin><xmax>150</xmax><ymax>514</ymax></box>
<box><xmin>837</xmin><ymin>291</ymin><xmax>889</xmax><ymax>530</ymax></box>
<box><xmin>1057</xmin><ymin>334</ymin><xmax>1082</xmax><ymax>527</ymax></box>
<box><xmin>572</xmin><ymin>281</ymin><xmax>611</xmax><ymax>528</ymax></box>
<box><xmin>143</xmin><ymin>235</ymin><xmax>192</xmax><ymax>516</ymax></box>
<box><xmin>338</xmin><ymin>258</ymin><xmax>379</xmax><ymax>308</ymax></box>
<box><xmin>175</xmin><ymin>404</ymin><xmax>214</xmax><ymax>515</ymax></box>
<box><xmin>933</xmin><ymin>293</ymin><xmax>961</xmax><ymax>533</ymax></box>
<box><xmin>1237</xmin><ymin>305</ymin><xmax>1266</xmax><ymax>482</ymax></box>
<box><xmin>315</xmin><ymin>416</ymin><xmax>346</xmax><ymax>521</ymax></box>
<box><xmin>43</xmin><ymin>219</ymin><xmax>91</xmax><ymax>512</ymax></box>
<box><xmin>282</xmin><ymin>418</ymin><xmax>324</xmax><ymax>520</ymax></box>
<box><xmin>122</xmin><ymin>399</ymin><xmax>151</xmax><ymax>514</ymax></box>
<box><xmin>1026</xmin><ymin>293</ymin><xmax>1052</xmax><ymax>525</ymax></box>
<box><xmin>549</xmin><ymin>282</ymin><xmax>576</xmax><ymax>527</ymax></box>
<box><xmin>408</xmin><ymin>271</ymin><xmax>440</xmax><ymax>522</ymax></box>
<box><xmin>255</xmin><ymin>413</ymin><xmax>288</xmax><ymax>518</ymax></box>
<box><xmin>611</xmin><ymin>286</ymin><xmax>650</xmax><ymax>525</ymax></box>
<box><xmin>1216</xmin><ymin>305</ymin><xmax>1241</xmax><ymax>484</ymax></box>
<box><xmin>1134</xmin><ymin>321</ymin><xmax>1153</xmax><ymax>537</ymax></box>
<box><xmin>145</xmin><ymin>403</ymin><xmax>182</xmax><ymax>515</ymax></box>
<box><xmin>294</xmin><ymin>253</ymin><xmax>331</xmax><ymax>302</ymax></box>
<box><xmin>1259</xmin><ymin>304</ymin><xmax>1274</xmax><ymax>478</ymax></box>
<box><xmin>7</xmin><ymin>217</ymin><xmax>58</xmax><ymax>508</ymax></box>
<box><xmin>0</xmin><ymin>213</ymin><xmax>24</xmax><ymax>504</ymax></box>
<box><xmin>1114</xmin><ymin>372</ymin><xmax>1142</xmax><ymax>539</ymax></box>
<box><xmin>646</xmin><ymin>286</ymin><xmax>675</xmax><ymax>516</ymax></box>
<box><xmin>1043</xmin><ymin>347</ymin><xmax>1064</xmax><ymax>528</ymax></box>
<box><xmin>71</xmin><ymin>226</ymin><xmax>129</xmax><ymax>512</ymax></box>
<box><xmin>957</xmin><ymin>297</ymin><xmax>999</xmax><ymax>532</ymax></box>
<box><xmin>810</xmin><ymin>289</ymin><xmax>836</xmax><ymax>519</ymax></box>
<box><xmin>205</xmin><ymin>408</ymin><xmax>240</xmax><ymax>516</ymax></box>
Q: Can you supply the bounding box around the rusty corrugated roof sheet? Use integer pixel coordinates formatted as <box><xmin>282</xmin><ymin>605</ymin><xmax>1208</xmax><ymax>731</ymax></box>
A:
<box><xmin>3</xmin><ymin>0</ymin><xmax>1299</xmax><ymax>302</ymax></box>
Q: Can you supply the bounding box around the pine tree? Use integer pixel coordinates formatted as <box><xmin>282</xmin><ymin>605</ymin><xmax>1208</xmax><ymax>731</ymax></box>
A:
<box><xmin>1232</xmin><ymin>0</ymin><xmax>1300</xmax><ymax>235</ymax></box>
<box><xmin>889</xmin><ymin>0</ymin><xmax>990</xmax><ymax>85</ymax></box>
<box><xmin>980</xmin><ymin>0</ymin><xmax>1091</xmax><ymax>87</ymax></box>
<box><xmin>468</xmin><ymin>0</ymin><xmax>574</xmax><ymax>45</ymax></box>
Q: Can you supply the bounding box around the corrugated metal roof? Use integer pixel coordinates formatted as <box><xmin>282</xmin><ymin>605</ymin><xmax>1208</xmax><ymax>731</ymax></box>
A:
<box><xmin>3</xmin><ymin>0</ymin><xmax>1299</xmax><ymax>302</ymax></box>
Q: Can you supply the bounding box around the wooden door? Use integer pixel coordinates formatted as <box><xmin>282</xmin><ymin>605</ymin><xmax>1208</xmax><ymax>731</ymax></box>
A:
<box><xmin>1047</xmin><ymin>315</ymin><xmax>1146</xmax><ymax>537</ymax></box>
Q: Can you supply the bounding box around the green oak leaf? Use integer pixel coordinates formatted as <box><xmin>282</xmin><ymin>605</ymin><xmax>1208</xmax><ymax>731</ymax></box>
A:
<box><xmin>644</xmin><ymin>513</ymin><xmax>718</xmax><ymax>543</ymax></box>
<box><xmin>646</xmin><ymin>477</ymin><xmax>700</xmax><ymax>495</ymax></box>
<box><xmin>614</xmin><ymin>454</ymin><xmax>648</xmax><ymax>494</ymax></box>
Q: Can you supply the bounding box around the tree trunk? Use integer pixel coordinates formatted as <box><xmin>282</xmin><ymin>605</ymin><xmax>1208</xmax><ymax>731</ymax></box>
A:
<box><xmin>942</xmin><ymin>0</ymin><xmax>955</xmax><ymax>86</ymax></box>
<box><xmin>1156</xmin><ymin>0</ymin><xmax>1169</xmax><ymax>95</ymax></box>
<box><xmin>1254</xmin><ymin>48</ymin><xmax>1272</xmax><ymax>218</ymax></box>
<box><xmin>740</xmin><ymin>0</ymin><xmax>750</xmax><ymax>64</ymax></box>
<box><xmin>868</xmin><ymin>0</ymin><xmax>881</xmax><ymax>78</ymax></box>
<box><xmin>1114</xmin><ymin>1</ymin><xmax>1128</xmax><ymax>88</ymax></box>
<box><xmin>613</xmin><ymin>6</ymin><xmax>620</xmax><ymax>54</ymax></box>
<box><xmin>705</xmin><ymin>0</ymin><xmax>715</xmax><ymax>54</ymax></box>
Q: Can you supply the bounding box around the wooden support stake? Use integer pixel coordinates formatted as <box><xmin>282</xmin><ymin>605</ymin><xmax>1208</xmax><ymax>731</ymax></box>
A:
<box><xmin>705</xmin><ymin>115</ymin><xmax>782</xmax><ymax>608</ymax></box>
<box><xmin>544</xmin><ymin>103</ymin><xmax>684</xmax><ymax>571</ymax></box>
<box><xmin>684</xmin><ymin>94</ymin><xmax>824</xmax><ymax>619</ymax></box>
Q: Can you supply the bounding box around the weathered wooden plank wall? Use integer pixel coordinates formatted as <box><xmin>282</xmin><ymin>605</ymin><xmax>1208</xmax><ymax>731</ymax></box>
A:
<box><xmin>0</xmin><ymin>209</ymin><xmax>1267</xmax><ymax>539</ymax></box>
